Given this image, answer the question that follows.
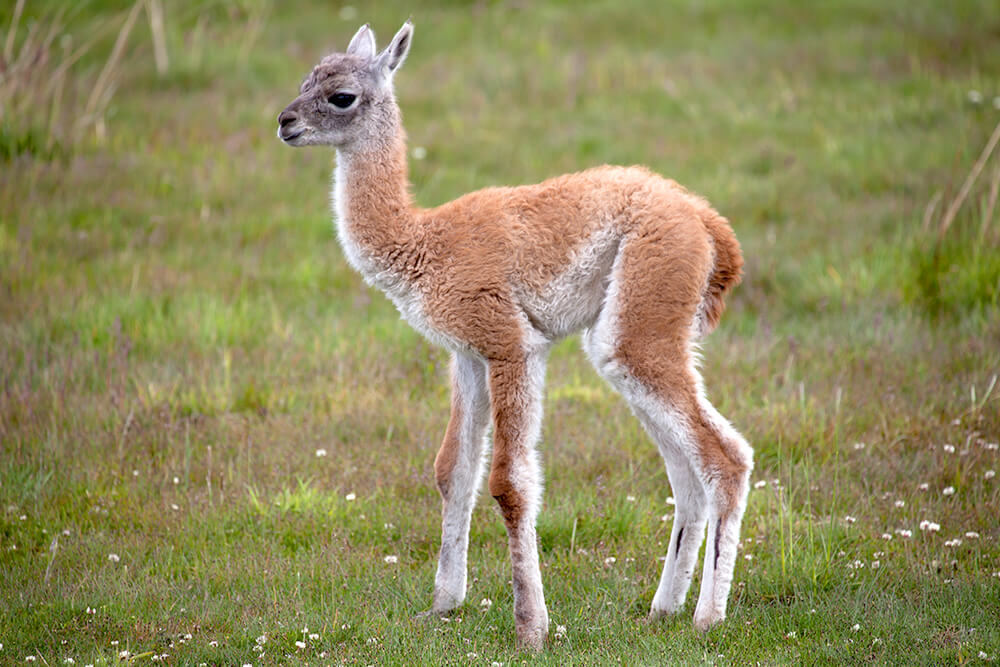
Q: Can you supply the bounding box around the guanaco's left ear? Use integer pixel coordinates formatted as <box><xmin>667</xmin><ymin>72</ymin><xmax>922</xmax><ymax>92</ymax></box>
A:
<box><xmin>346</xmin><ymin>23</ymin><xmax>377</xmax><ymax>60</ymax></box>
<box><xmin>374</xmin><ymin>20</ymin><xmax>413</xmax><ymax>77</ymax></box>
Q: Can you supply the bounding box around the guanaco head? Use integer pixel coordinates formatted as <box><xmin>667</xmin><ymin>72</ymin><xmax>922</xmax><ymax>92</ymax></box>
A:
<box><xmin>277</xmin><ymin>20</ymin><xmax>413</xmax><ymax>149</ymax></box>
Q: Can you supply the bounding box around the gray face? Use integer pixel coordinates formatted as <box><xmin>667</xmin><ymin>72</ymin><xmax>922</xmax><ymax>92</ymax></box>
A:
<box><xmin>276</xmin><ymin>53</ymin><xmax>384</xmax><ymax>148</ymax></box>
<box><xmin>277</xmin><ymin>22</ymin><xmax>413</xmax><ymax>149</ymax></box>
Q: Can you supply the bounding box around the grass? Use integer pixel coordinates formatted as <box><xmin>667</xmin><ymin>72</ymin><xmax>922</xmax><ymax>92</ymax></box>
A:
<box><xmin>1</xmin><ymin>0</ymin><xmax>999</xmax><ymax>664</ymax></box>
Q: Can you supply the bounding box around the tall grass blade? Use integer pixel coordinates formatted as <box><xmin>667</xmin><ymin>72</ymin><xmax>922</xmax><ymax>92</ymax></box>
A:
<box><xmin>939</xmin><ymin>119</ymin><xmax>1000</xmax><ymax>237</ymax></box>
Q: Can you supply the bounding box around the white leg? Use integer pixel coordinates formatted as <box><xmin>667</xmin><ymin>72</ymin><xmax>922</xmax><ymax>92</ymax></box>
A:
<box><xmin>651</xmin><ymin>456</ymin><xmax>707</xmax><ymax>616</ymax></box>
<box><xmin>428</xmin><ymin>352</ymin><xmax>490</xmax><ymax>613</ymax></box>
<box><xmin>692</xmin><ymin>394</ymin><xmax>752</xmax><ymax>630</ymax></box>
<box><xmin>583</xmin><ymin>329</ymin><xmax>751</xmax><ymax>629</ymax></box>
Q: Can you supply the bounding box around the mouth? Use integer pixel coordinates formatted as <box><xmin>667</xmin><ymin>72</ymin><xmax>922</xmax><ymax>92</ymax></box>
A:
<box><xmin>278</xmin><ymin>127</ymin><xmax>305</xmax><ymax>143</ymax></box>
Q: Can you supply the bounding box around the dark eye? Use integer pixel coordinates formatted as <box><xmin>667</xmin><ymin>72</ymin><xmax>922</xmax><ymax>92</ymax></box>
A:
<box><xmin>328</xmin><ymin>92</ymin><xmax>356</xmax><ymax>108</ymax></box>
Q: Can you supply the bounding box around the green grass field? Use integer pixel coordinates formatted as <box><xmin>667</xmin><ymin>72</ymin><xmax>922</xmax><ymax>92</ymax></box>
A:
<box><xmin>2</xmin><ymin>1</ymin><xmax>999</xmax><ymax>664</ymax></box>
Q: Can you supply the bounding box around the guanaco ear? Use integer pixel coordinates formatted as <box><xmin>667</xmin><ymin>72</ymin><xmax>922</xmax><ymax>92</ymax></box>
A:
<box><xmin>374</xmin><ymin>20</ymin><xmax>413</xmax><ymax>77</ymax></box>
<box><xmin>346</xmin><ymin>23</ymin><xmax>376</xmax><ymax>60</ymax></box>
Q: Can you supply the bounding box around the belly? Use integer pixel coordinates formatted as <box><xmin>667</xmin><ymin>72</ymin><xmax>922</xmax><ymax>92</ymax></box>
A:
<box><xmin>515</xmin><ymin>227</ymin><xmax>621</xmax><ymax>340</ymax></box>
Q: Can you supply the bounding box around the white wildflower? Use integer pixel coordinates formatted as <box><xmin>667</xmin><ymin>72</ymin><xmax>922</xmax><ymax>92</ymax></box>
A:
<box><xmin>944</xmin><ymin>538</ymin><xmax>962</xmax><ymax>547</ymax></box>
<box><xmin>107</xmin><ymin>553</ymin><xmax>120</xmax><ymax>563</ymax></box>
<box><xmin>208</xmin><ymin>640</ymin><xmax>218</xmax><ymax>647</ymax></box>
<box><xmin>666</xmin><ymin>497</ymin><xmax>675</xmax><ymax>505</ymax></box>
<box><xmin>844</xmin><ymin>515</ymin><xmax>857</xmax><ymax>524</ymax></box>
<box><xmin>852</xmin><ymin>623</ymin><xmax>861</xmax><ymax>632</ymax></box>
<box><xmin>881</xmin><ymin>533</ymin><xmax>892</xmax><ymax>541</ymax></box>
<box><xmin>919</xmin><ymin>520</ymin><xmax>940</xmax><ymax>532</ymax></box>
<box><xmin>942</xmin><ymin>486</ymin><xmax>955</xmax><ymax>496</ymax></box>
<box><xmin>894</xmin><ymin>500</ymin><xmax>905</xmax><ymax>508</ymax></box>
<box><xmin>315</xmin><ymin>448</ymin><xmax>327</xmax><ymax>457</ymax></box>
<box><xmin>754</xmin><ymin>480</ymin><xmax>767</xmax><ymax>489</ymax></box>
<box><xmin>986</xmin><ymin>470</ymin><xmax>996</xmax><ymax>480</ymax></box>
<box><xmin>604</xmin><ymin>556</ymin><xmax>616</xmax><ymax>566</ymax></box>
<box><xmin>968</xmin><ymin>90</ymin><xmax>984</xmax><ymax>104</ymax></box>
<box><xmin>345</xmin><ymin>492</ymin><xmax>356</xmax><ymax>501</ymax></box>
<box><xmin>871</xmin><ymin>561</ymin><xmax>880</xmax><ymax>569</ymax></box>
<box><xmin>295</xmin><ymin>641</ymin><xmax>306</xmax><ymax>649</ymax></box>
<box><xmin>853</xmin><ymin>442</ymin><xmax>866</xmax><ymax>450</ymax></box>
<box><xmin>943</xmin><ymin>444</ymin><xmax>955</xmax><ymax>453</ymax></box>
<box><xmin>384</xmin><ymin>555</ymin><xmax>398</xmax><ymax>564</ymax></box>
<box><xmin>626</xmin><ymin>495</ymin><xmax>636</xmax><ymax>503</ymax></box>
<box><xmin>411</xmin><ymin>146</ymin><xmax>427</xmax><ymax>160</ymax></box>
<box><xmin>965</xmin><ymin>531</ymin><xmax>980</xmax><ymax>539</ymax></box>
<box><xmin>309</xmin><ymin>633</ymin><xmax>319</xmax><ymax>640</ymax></box>
<box><xmin>918</xmin><ymin>482</ymin><xmax>929</xmax><ymax>491</ymax></box>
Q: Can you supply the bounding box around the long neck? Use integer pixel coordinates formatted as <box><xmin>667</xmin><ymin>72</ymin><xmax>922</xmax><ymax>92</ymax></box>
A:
<box><xmin>333</xmin><ymin>105</ymin><xmax>418</xmax><ymax>277</ymax></box>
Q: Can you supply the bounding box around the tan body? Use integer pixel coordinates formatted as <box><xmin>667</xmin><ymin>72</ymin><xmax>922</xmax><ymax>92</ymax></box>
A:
<box><xmin>279</xmin><ymin>21</ymin><xmax>753</xmax><ymax>651</ymax></box>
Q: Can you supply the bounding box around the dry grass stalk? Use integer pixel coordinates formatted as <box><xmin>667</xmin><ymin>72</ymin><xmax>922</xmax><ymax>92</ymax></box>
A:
<box><xmin>2</xmin><ymin>0</ymin><xmax>26</xmax><ymax>64</ymax></box>
<box><xmin>939</xmin><ymin>119</ymin><xmax>1000</xmax><ymax>237</ymax></box>
<box><xmin>981</xmin><ymin>161</ymin><xmax>1000</xmax><ymax>241</ymax></box>
<box><xmin>147</xmin><ymin>0</ymin><xmax>168</xmax><ymax>75</ymax></box>
<box><xmin>81</xmin><ymin>0</ymin><xmax>144</xmax><ymax>140</ymax></box>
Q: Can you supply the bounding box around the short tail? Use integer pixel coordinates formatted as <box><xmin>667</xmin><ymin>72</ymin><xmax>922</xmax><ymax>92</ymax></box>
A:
<box><xmin>697</xmin><ymin>211</ymin><xmax>743</xmax><ymax>337</ymax></box>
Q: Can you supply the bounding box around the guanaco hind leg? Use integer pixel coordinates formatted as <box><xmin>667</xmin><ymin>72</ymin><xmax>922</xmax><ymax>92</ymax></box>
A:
<box><xmin>582</xmin><ymin>227</ymin><xmax>752</xmax><ymax>629</ymax></box>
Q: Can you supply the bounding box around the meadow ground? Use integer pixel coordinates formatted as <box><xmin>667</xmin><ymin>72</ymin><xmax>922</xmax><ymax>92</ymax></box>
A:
<box><xmin>2</xmin><ymin>0</ymin><xmax>999</xmax><ymax>664</ymax></box>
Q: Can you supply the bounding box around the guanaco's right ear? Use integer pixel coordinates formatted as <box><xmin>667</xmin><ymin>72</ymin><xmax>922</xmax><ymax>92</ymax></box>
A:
<box><xmin>373</xmin><ymin>20</ymin><xmax>413</xmax><ymax>77</ymax></box>
<box><xmin>346</xmin><ymin>23</ymin><xmax>376</xmax><ymax>60</ymax></box>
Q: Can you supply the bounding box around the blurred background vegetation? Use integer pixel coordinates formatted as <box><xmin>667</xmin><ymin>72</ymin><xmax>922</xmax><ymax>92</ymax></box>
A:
<box><xmin>1</xmin><ymin>1</ymin><xmax>998</xmax><ymax>664</ymax></box>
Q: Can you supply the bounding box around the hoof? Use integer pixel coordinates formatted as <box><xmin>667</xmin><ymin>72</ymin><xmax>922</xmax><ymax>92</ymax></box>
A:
<box><xmin>693</xmin><ymin>610</ymin><xmax>724</xmax><ymax>632</ymax></box>
<box><xmin>515</xmin><ymin>624</ymin><xmax>547</xmax><ymax>652</ymax></box>
<box><xmin>648</xmin><ymin>606</ymin><xmax>670</xmax><ymax>621</ymax></box>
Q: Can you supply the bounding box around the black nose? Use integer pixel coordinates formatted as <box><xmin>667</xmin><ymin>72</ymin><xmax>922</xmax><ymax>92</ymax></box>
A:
<box><xmin>278</xmin><ymin>109</ymin><xmax>298</xmax><ymax>128</ymax></box>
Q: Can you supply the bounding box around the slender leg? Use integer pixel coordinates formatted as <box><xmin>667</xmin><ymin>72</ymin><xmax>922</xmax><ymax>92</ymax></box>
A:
<box><xmin>486</xmin><ymin>352</ymin><xmax>549</xmax><ymax>651</ymax></box>
<box><xmin>581</xmin><ymin>224</ymin><xmax>752</xmax><ymax>630</ymax></box>
<box><xmin>649</xmin><ymin>452</ymin><xmax>707</xmax><ymax>617</ymax></box>
<box><xmin>427</xmin><ymin>352</ymin><xmax>490</xmax><ymax>614</ymax></box>
<box><xmin>691</xmin><ymin>392</ymin><xmax>752</xmax><ymax>631</ymax></box>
